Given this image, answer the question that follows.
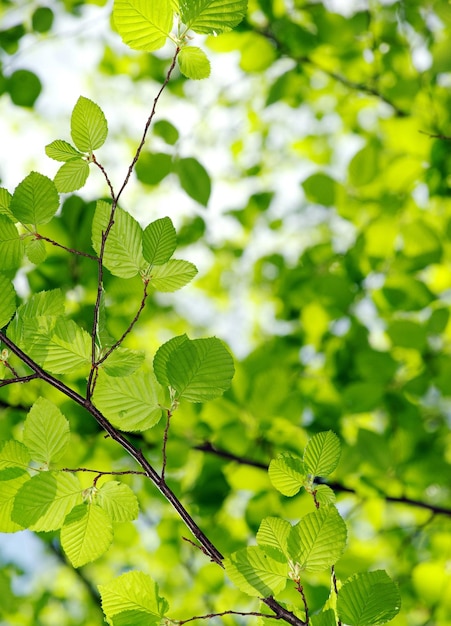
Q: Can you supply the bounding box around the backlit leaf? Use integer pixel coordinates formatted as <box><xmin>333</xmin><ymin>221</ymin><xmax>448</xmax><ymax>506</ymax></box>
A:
<box><xmin>61</xmin><ymin>503</ymin><xmax>113</xmax><ymax>567</ymax></box>
<box><xmin>288</xmin><ymin>505</ymin><xmax>347</xmax><ymax>572</ymax></box>
<box><xmin>153</xmin><ymin>334</ymin><xmax>189</xmax><ymax>387</ymax></box>
<box><xmin>0</xmin><ymin>468</ymin><xmax>29</xmax><ymax>533</ymax></box>
<box><xmin>71</xmin><ymin>96</ymin><xmax>108</xmax><ymax>152</ymax></box>
<box><xmin>224</xmin><ymin>546</ymin><xmax>288</xmax><ymax>597</ymax></box>
<box><xmin>304</xmin><ymin>431</ymin><xmax>341</xmax><ymax>477</ymax></box>
<box><xmin>113</xmin><ymin>0</ymin><xmax>173</xmax><ymax>52</ymax></box>
<box><xmin>0</xmin><ymin>215</ymin><xmax>23</xmax><ymax>269</ymax></box>
<box><xmin>10</xmin><ymin>171</ymin><xmax>59</xmax><ymax>225</ymax></box>
<box><xmin>96</xmin><ymin>481</ymin><xmax>139</xmax><ymax>522</ymax></box>
<box><xmin>178</xmin><ymin>46</ymin><xmax>211</xmax><ymax>79</ymax></box>
<box><xmin>54</xmin><ymin>159</ymin><xmax>90</xmax><ymax>193</ymax></box>
<box><xmin>256</xmin><ymin>517</ymin><xmax>291</xmax><ymax>559</ymax></box>
<box><xmin>92</xmin><ymin>370</ymin><xmax>165</xmax><ymax>431</ymax></box>
<box><xmin>0</xmin><ymin>275</ymin><xmax>16</xmax><ymax>328</ymax></box>
<box><xmin>11</xmin><ymin>471</ymin><xmax>82</xmax><ymax>531</ymax></box>
<box><xmin>92</xmin><ymin>201</ymin><xmax>145</xmax><ymax>279</ymax></box>
<box><xmin>142</xmin><ymin>216</ymin><xmax>177</xmax><ymax>266</ymax></box>
<box><xmin>175</xmin><ymin>157</ymin><xmax>211</xmax><ymax>206</ymax></box>
<box><xmin>0</xmin><ymin>441</ymin><xmax>30</xmax><ymax>471</ymax></box>
<box><xmin>180</xmin><ymin>0</ymin><xmax>247</xmax><ymax>34</ymax></box>
<box><xmin>268</xmin><ymin>453</ymin><xmax>306</xmax><ymax>496</ymax></box>
<box><xmin>149</xmin><ymin>259</ymin><xmax>197</xmax><ymax>292</ymax></box>
<box><xmin>23</xmin><ymin>397</ymin><xmax>70</xmax><ymax>466</ymax></box>
<box><xmin>337</xmin><ymin>571</ymin><xmax>401</xmax><ymax>626</ymax></box>
<box><xmin>100</xmin><ymin>347</ymin><xmax>145</xmax><ymax>377</ymax></box>
<box><xmin>45</xmin><ymin>139</ymin><xmax>83</xmax><ymax>162</ymax></box>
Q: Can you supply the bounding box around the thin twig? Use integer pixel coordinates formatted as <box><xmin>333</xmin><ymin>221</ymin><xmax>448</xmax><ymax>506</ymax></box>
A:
<box><xmin>419</xmin><ymin>130</ymin><xmax>451</xmax><ymax>141</ymax></box>
<box><xmin>177</xmin><ymin>610</ymin><xmax>283</xmax><ymax>625</ymax></box>
<box><xmin>161</xmin><ymin>409</ymin><xmax>173</xmax><ymax>481</ymax></box>
<box><xmin>331</xmin><ymin>567</ymin><xmax>342</xmax><ymax>626</ymax></box>
<box><xmin>294</xmin><ymin>582</ymin><xmax>309</xmax><ymax>625</ymax></box>
<box><xmin>34</xmin><ymin>233</ymin><xmax>99</xmax><ymax>260</ymax></box>
<box><xmin>0</xmin><ymin>373</ymin><xmax>39</xmax><ymax>387</ymax></box>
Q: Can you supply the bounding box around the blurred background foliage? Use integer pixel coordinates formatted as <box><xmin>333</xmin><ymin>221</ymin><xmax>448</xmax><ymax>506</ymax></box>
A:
<box><xmin>1</xmin><ymin>0</ymin><xmax>451</xmax><ymax>625</ymax></box>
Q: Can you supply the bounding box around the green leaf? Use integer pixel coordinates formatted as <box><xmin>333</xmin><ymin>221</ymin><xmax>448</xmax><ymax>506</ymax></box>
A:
<box><xmin>45</xmin><ymin>139</ymin><xmax>83</xmax><ymax>162</ymax></box>
<box><xmin>61</xmin><ymin>503</ymin><xmax>113</xmax><ymax>567</ymax></box>
<box><xmin>348</xmin><ymin>143</ymin><xmax>379</xmax><ymax>187</ymax></box>
<box><xmin>25</xmin><ymin>317</ymin><xmax>92</xmax><ymax>374</ymax></box>
<box><xmin>10</xmin><ymin>171</ymin><xmax>59</xmax><ymax>226</ymax></box>
<box><xmin>0</xmin><ymin>440</ymin><xmax>31</xmax><ymax>470</ymax></box>
<box><xmin>0</xmin><ymin>274</ymin><xmax>16</xmax><ymax>328</ymax></box>
<box><xmin>71</xmin><ymin>96</ymin><xmax>108</xmax><ymax>152</ymax></box>
<box><xmin>153</xmin><ymin>120</ymin><xmax>179</xmax><ymax>145</ymax></box>
<box><xmin>256</xmin><ymin>517</ymin><xmax>291</xmax><ymax>559</ymax></box>
<box><xmin>54</xmin><ymin>159</ymin><xmax>90</xmax><ymax>193</ymax></box>
<box><xmin>314</xmin><ymin>484</ymin><xmax>336</xmax><ymax>506</ymax></box>
<box><xmin>92</xmin><ymin>370</ymin><xmax>164</xmax><ymax>431</ymax></box>
<box><xmin>0</xmin><ymin>213</ymin><xmax>24</xmax><ymax>263</ymax></box>
<box><xmin>288</xmin><ymin>505</ymin><xmax>347</xmax><ymax>572</ymax></box>
<box><xmin>337</xmin><ymin>571</ymin><xmax>401</xmax><ymax>626</ymax></box>
<box><xmin>0</xmin><ymin>468</ymin><xmax>29</xmax><ymax>532</ymax></box>
<box><xmin>142</xmin><ymin>216</ymin><xmax>177</xmax><ymax>265</ymax></box>
<box><xmin>175</xmin><ymin>157</ymin><xmax>211</xmax><ymax>206</ymax></box>
<box><xmin>0</xmin><ymin>214</ymin><xmax>23</xmax><ymax>269</ymax></box>
<box><xmin>224</xmin><ymin>546</ymin><xmax>288</xmax><ymax>597</ymax></box>
<box><xmin>112</xmin><ymin>611</ymin><xmax>157</xmax><ymax>626</ymax></box>
<box><xmin>92</xmin><ymin>201</ymin><xmax>145</xmax><ymax>279</ymax></box>
<box><xmin>268</xmin><ymin>453</ymin><xmax>306</xmax><ymax>496</ymax></box>
<box><xmin>26</xmin><ymin>238</ymin><xmax>47</xmax><ymax>264</ymax></box>
<box><xmin>7</xmin><ymin>289</ymin><xmax>65</xmax><ymax>345</ymax></box>
<box><xmin>302</xmin><ymin>173</ymin><xmax>337</xmax><ymax>207</ymax></box>
<box><xmin>310</xmin><ymin>609</ymin><xmax>338</xmax><ymax>626</ymax></box>
<box><xmin>178</xmin><ymin>46</ymin><xmax>211</xmax><ymax>79</ymax></box>
<box><xmin>0</xmin><ymin>187</ymin><xmax>13</xmax><ymax>220</ymax></box>
<box><xmin>113</xmin><ymin>0</ymin><xmax>173</xmax><ymax>52</ymax></box>
<box><xmin>149</xmin><ymin>259</ymin><xmax>198</xmax><ymax>292</ymax></box>
<box><xmin>153</xmin><ymin>334</ymin><xmax>189</xmax><ymax>387</ymax></box>
<box><xmin>99</xmin><ymin>571</ymin><xmax>169</xmax><ymax>626</ymax></box>
<box><xmin>135</xmin><ymin>151</ymin><xmax>173</xmax><ymax>186</ymax></box>
<box><xmin>180</xmin><ymin>0</ymin><xmax>247</xmax><ymax>34</ymax></box>
<box><xmin>23</xmin><ymin>397</ymin><xmax>70</xmax><ymax>466</ymax></box>
<box><xmin>164</xmin><ymin>336</ymin><xmax>235</xmax><ymax>402</ymax></box>
<box><xmin>96</xmin><ymin>481</ymin><xmax>139</xmax><ymax>522</ymax></box>
<box><xmin>303</xmin><ymin>431</ymin><xmax>341</xmax><ymax>477</ymax></box>
<box><xmin>11</xmin><ymin>471</ymin><xmax>82</xmax><ymax>531</ymax></box>
<box><xmin>101</xmin><ymin>347</ymin><xmax>145</xmax><ymax>377</ymax></box>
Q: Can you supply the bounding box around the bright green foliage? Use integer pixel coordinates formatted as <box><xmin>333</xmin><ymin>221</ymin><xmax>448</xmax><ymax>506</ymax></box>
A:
<box><xmin>304</xmin><ymin>431</ymin><xmax>341</xmax><ymax>478</ymax></box>
<box><xmin>0</xmin><ymin>469</ymin><xmax>30</xmax><ymax>532</ymax></box>
<box><xmin>149</xmin><ymin>259</ymin><xmax>198</xmax><ymax>291</ymax></box>
<box><xmin>337</xmin><ymin>571</ymin><xmax>401</xmax><ymax>626</ymax></box>
<box><xmin>54</xmin><ymin>159</ymin><xmax>90</xmax><ymax>192</ymax></box>
<box><xmin>70</xmin><ymin>96</ymin><xmax>108</xmax><ymax>153</ymax></box>
<box><xmin>45</xmin><ymin>140</ymin><xmax>83</xmax><ymax>161</ymax></box>
<box><xmin>256</xmin><ymin>516</ymin><xmax>291</xmax><ymax>559</ymax></box>
<box><xmin>92</xmin><ymin>370</ymin><xmax>164</xmax><ymax>431</ymax></box>
<box><xmin>25</xmin><ymin>238</ymin><xmax>47</xmax><ymax>264</ymax></box>
<box><xmin>0</xmin><ymin>215</ymin><xmax>23</xmax><ymax>269</ymax></box>
<box><xmin>100</xmin><ymin>347</ymin><xmax>145</xmax><ymax>377</ymax></box>
<box><xmin>178</xmin><ymin>46</ymin><xmax>211</xmax><ymax>79</ymax></box>
<box><xmin>287</xmin><ymin>505</ymin><xmax>347</xmax><ymax>572</ymax></box>
<box><xmin>61</xmin><ymin>502</ymin><xmax>113</xmax><ymax>567</ymax></box>
<box><xmin>92</xmin><ymin>201</ymin><xmax>145</xmax><ymax>278</ymax></box>
<box><xmin>99</xmin><ymin>571</ymin><xmax>169</xmax><ymax>626</ymax></box>
<box><xmin>268</xmin><ymin>453</ymin><xmax>306</xmax><ymax>496</ymax></box>
<box><xmin>0</xmin><ymin>188</ymin><xmax>13</xmax><ymax>218</ymax></box>
<box><xmin>10</xmin><ymin>172</ymin><xmax>59</xmax><ymax>226</ymax></box>
<box><xmin>113</xmin><ymin>0</ymin><xmax>173</xmax><ymax>51</ymax></box>
<box><xmin>179</xmin><ymin>0</ymin><xmax>248</xmax><ymax>34</ymax></box>
<box><xmin>0</xmin><ymin>275</ymin><xmax>16</xmax><ymax>328</ymax></box>
<box><xmin>224</xmin><ymin>545</ymin><xmax>288</xmax><ymax>597</ymax></box>
<box><xmin>310</xmin><ymin>609</ymin><xmax>337</xmax><ymax>626</ymax></box>
<box><xmin>0</xmin><ymin>441</ymin><xmax>30</xmax><ymax>471</ymax></box>
<box><xmin>23</xmin><ymin>397</ymin><xmax>70</xmax><ymax>466</ymax></box>
<box><xmin>154</xmin><ymin>334</ymin><xmax>235</xmax><ymax>401</ymax></box>
<box><xmin>96</xmin><ymin>481</ymin><xmax>139</xmax><ymax>522</ymax></box>
<box><xmin>142</xmin><ymin>217</ymin><xmax>177</xmax><ymax>265</ymax></box>
<box><xmin>174</xmin><ymin>157</ymin><xmax>211</xmax><ymax>206</ymax></box>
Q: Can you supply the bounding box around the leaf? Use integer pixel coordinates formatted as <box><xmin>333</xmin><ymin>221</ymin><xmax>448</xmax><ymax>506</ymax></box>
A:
<box><xmin>135</xmin><ymin>151</ymin><xmax>173</xmax><ymax>186</ymax></box>
<box><xmin>310</xmin><ymin>609</ymin><xmax>338</xmax><ymax>626</ymax></box>
<box><xmin>303</xmin><ymin>431</ymin><xmax>341</xmax><ymax>477</ymax></box>
<box><xmin>0</xmin><ymin>274</ymin><xmax>16</xmax><ymax>328</ymax></box>
<box><xmin>92</xmin><ymin>370</ymin><xmax>165</xmax><ymax>432</ymax></box>
<box><xmin>224</xmin><ymin>546</ymin><xmax>288</xmax><ymax>597</ymax></box>
<box><xmin>0</xmin><ymin>440</ymin><xmax>31</xmax><ymax>470</ymax></box>
<box><xmin>61</xmin><ymin>503</ymin><xmax>113</xmax><ymax>567</ymax></box>
<box><xmin>71</xmin><ymin>96</ymin><xmax>108</xmax><ymax>152</ymax></box>
<box><xmin>256</xmin><ymin>517</ymin><xmax>291</xmax><ymax>560</ymax></box>
<box><xmin>10</xmin><ymin>171</ymin><xmax>59</xmax><ymax>226</ymax></box>
<box><xmin>175</xmin><ymin>157</ymin><xmax>211</xmax><ymax>206</ymax></box>
<box><xmin>45</xmin><ymin>139</ymin><xmax>83</xmax><ymax>162</ymax></box>
<box><xmin>142</xmin><ymin>216</ymin><xmax>177</xmax><ymax>265</ymax></box>
<box><xmin>0</xmin><ymin>187</ymin><xmax>13</xmax><ymax>220</ymax></box>
<box><xmin>149</xmin><ymin>259</ymin><xmax>198</xmax><ymax>292</ymax></box>
<box><xmin>113</xmin><ymin>0</ymin><xmax>173</xmax><ymax>52</ymax></box>
<box><xmin>112</xmin><ymin>611</ymin><xmax>157</xmax><ymax>626</ymax></box>
<box><xmin>0</xmin><ymin>215</ymin><xmax>24</xmax><ymax>268</ymax></box>
<box><xmin>7</xmin><ymin>289</ymin><xmax>65</xmax><ymax>345</ymax></box>
<box><xmin>0</xmin><ymin>468</ymin><xmax>30</xmax><ymax>533</ymax></box>
<box><xmin>153</xmin><ymin>334</ymin><xmax>189</xmax><ymax>387</ymax></box>
<box><xmin>54</xmin><ymin>159</ymin><xmax>90</xmax><ymax>193</ymax></box>
<box><xmin>165</xmin><ymin>336</ymin><xmax>235</xmax><ymax>401</ymax></box>
<box><xmin>92</xmin><ymin>201</ymin><xmax>145</xmax><ymax>279</ymax></box>
<box><xmin>268</xmin><ymin>453</ymin><xmax>306</xmax><ymax>496</ymax></box>
<box><xmin>11</xmin><ymin>471</ymin><xmax>82</xmax><ymax>531</ymax></box>
<box><xmin>0</xmin><ymin>215</ymin><xmax>23</xmax><ymax>269</ymax></box>
<box><xmin>337</xmin><ymin>571</ymin><xmax>401</xmax><ymax>626</ymax></box>
<box><xmin>25</xmin><ymin>317</ymin><xmax>92</xmax><ymax>374</ymax></box>
<box><xmin>179</xmin><ymin>0</ymin><xmax>247</xmax><ymax>34</ymax></box>
<box><xmin>178</xmin><ymin>46</ymin><xmax>211</xmax><ymax>79</ymax></box>
<box><xmin>153</xmin><ymin>120</ymin><xmax>179</xmax><ymax>145</ymax></box>
<box><xmin>99</xmin><ymin>571</ymin><xmax>169</xmax><ymax>626</ymax></box>
<box><xmin>288</xmin><ymin>505</ymin><xmax>347</xmax><ymax>572</ymax></box>
<box><xmin>314</xmin><ymin>484</ymin><xmax>336</xmax><ymax>506</ymax></box>
<box><xmin>100</xmin><ymin>347</ymin><xmax>145</xmax><ymax>377</ymax></box>
<box><xmin>96</xmin><ymin>481</ymin><xmax>139</xmax><ymax>522</ymax></box>
<box><xmin>26</xmin><ymin>238</ymin><xmax>47</xmax><ymax>264</ymax></box>
<box><xmin>23</xmin><ymin>397</ymin><xmax>70</xmax><ymax>466</ymax></box>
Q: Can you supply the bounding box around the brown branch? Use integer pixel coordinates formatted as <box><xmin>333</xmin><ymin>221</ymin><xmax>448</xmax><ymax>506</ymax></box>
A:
<box><xmin>34</xmin><ymin>233</ymin><xmax>99</xmax><ymax>260</ymax></box>
<box><xmin>177</xmin><ymin>610</ymin><xmax>283</xmax><ymax>625</ymax></box>
<box><xmin>0</xmin><ymin>373</ymin><xmax>40</xmax><ymax>387</ymax></box>
<box><xmin>419</xmin><ymin>130</ymin><xmax>451</xmax><ymax>141</ymax></box>
<box><xmin>161</xmin><ymin>408</ymin><xmax>173</xmax><ymax>481</ymax></box>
